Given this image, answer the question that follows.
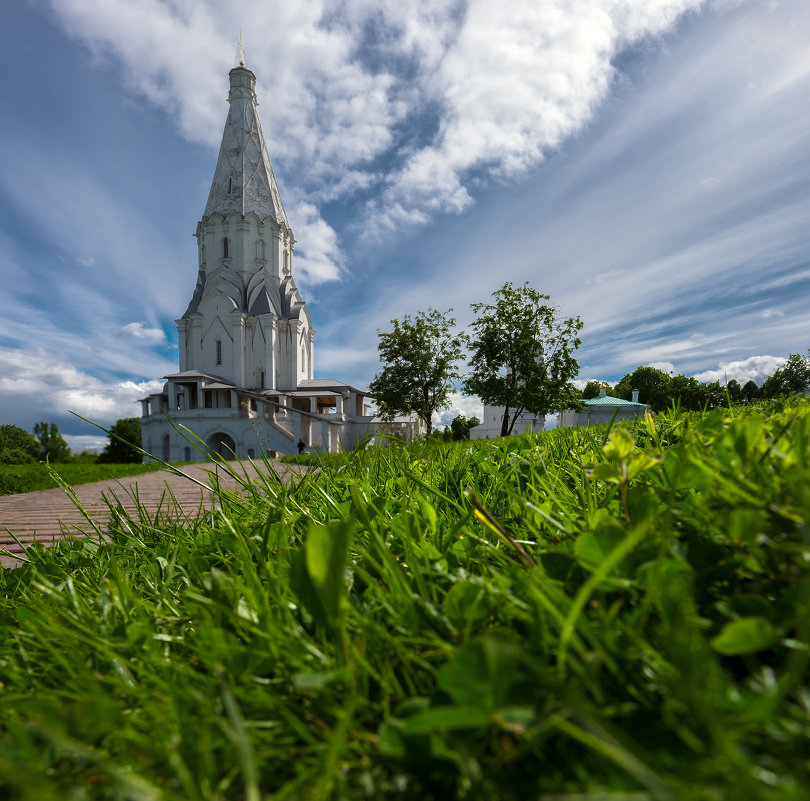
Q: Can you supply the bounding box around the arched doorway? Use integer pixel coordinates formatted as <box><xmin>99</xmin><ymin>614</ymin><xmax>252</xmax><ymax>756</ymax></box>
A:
<box><xmin>207</xmin><ymin>432</ymin><xmax>236</xmax><ymax>460</ymax></box>
<box><xmin>161</xmin><ymin>434</ymin><xmax>170</xmax><ymax>462</ymax></box>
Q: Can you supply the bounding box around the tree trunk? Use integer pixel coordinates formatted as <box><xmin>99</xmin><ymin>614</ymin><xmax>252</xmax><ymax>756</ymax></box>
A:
<box><xmin>508</xmin><ymin>407</ymin><xmax>524</xmax><ymax>436</ymax></box>
<box><xmin>500</xmin><ymin>407</ymin><xmax>510</xmax><ymax>437</ymax></box>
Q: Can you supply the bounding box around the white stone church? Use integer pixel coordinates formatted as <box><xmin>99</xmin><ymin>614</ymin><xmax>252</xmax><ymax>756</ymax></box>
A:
<box><xmin>140</xmin><ymin>63</ymin><xmax>408</xmax><ymax>461</ymax></box>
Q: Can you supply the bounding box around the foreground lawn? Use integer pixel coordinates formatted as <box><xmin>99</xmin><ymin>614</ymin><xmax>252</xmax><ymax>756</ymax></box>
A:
<box><xmin>0</xmin><ymin>462</ymin><xmax>163</xmax><ymax>496</ymax></box>
<box><xmin>1</xmin><ymin>400</ymin><xmax>809</xmax><ymax>799</ymax></box>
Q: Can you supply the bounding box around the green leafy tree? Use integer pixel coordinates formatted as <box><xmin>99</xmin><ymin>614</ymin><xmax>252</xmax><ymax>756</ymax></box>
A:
<box><xmin>581</xmin><ymin>381</ymin><xmax>602</xmax><ymax>400</ymax></box>
<box><xmin>761</xmin><ymin>352</ymin><xmax>810</xmax><ymax>398</ymax></box>
<box><xmin>702</xmin><ymin>381</ymin><xmax>727</xmax><ymax>410</ymax></box>
<box><xmin>614</xmin><ymin>366</ymin><xmax>672</xmax><ymax>412</ymax></box>
<box><xmin>368</xmin><ymin>308</ymin><xmax>464</xmax><ymax>435</ymax></box>
<box><xmin>668</xmin><ymin>374</ymin><xmax>703</xmax><ymax>410</ymax></box>
<box><xmin>98</xmin><ymin>418</ymin><xmax>143</xmax><ymax>464</ymax></box>
<box><xmin>450</xmin><ymin>414</ymin><xmax>481</xmax><ymax>441</ymax></box>
<box><xmin>33</xmin><ymin>421</ymin><xmax>71</xmax><ymax>462</ymax></box>
<box><xmin>581</xmin><ymin>381</ymin><xmax>616</xmax><ymax>400</ymax></box>
<box><xmin>726</xmin><ymin>379</ymin><xmax>744</xmax><ymax>404</ymax></box>
<box><xmin>0</xmin><ymin>424</ymin><xmax>40</xmax><ymax>464</ymax></box>
<box><xmin>464</xmin><ymin>282</ymin><xmax>583</xmax><ymax>436</ymax></box>
<box><xmin>742</xmin><ymin>379</ymin><xmax>760</xmax><ymax>402</ymax></box>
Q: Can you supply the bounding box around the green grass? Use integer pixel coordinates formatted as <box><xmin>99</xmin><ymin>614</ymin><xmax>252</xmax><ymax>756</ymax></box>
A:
<box><xmin>1</xmin><ymin>400</ymin><xmax>809</xmax><ymax>799</ymax></box>
<box><xmin>279</xmin><ymin>450</ymin><xmax>351</xmax><ymax>467</ymax></box>
<box><xmin>0</xmin><ymin>461</ymin><xmax>163</xmax><ymax>496</ymax></box>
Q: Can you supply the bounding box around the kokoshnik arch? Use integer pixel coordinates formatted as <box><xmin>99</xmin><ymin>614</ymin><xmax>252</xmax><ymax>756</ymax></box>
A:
<box><xmin>140</xmin><ymin>62</ymin><xmax>415</xmax><ymax>460</ymax></box>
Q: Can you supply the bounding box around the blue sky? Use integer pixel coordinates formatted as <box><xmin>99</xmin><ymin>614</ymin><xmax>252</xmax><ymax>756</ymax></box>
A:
<box><xmin>1</xmin><ymin>0</ymin><xmax>809</xmax><ymax>449</ymax></box>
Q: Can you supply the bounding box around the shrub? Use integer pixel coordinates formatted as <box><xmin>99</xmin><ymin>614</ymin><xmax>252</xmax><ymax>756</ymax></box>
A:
<box><xmin>0</xmin><ymin>448</ymin><xmax>36</xmax><ymax>465</ymax></box>
<box><xmin>0</xmin><ymin>425</ymin><xmax>39</xmax><ymax>463</ymax></box>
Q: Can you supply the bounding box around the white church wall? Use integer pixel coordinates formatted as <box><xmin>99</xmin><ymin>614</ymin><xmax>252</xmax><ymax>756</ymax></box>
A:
<box><xmin>142</xmin><ymin>396</ymin><xmax>302</xmax><ymax>462</ymax></box>
<box><xmin>197</xmin><ymin>214</ymin><xmax>288</xmax><ymax>285</ymax></box>
<box><xmin>176</xmin><ymin>318</ymin><xmax>189</xmax><ymax>372</ymax></box>
<box><xmin>470</xmin><ymin>404</ymin><xmax>545</xmax><ymax>439</ymax></box>
<box><xmin>230</xmin><ymin>311</ymin><xmax>248</xmax><ymax>387</ymax></box>
<box><xmin>196</xmin><ymin>307</ymin><xmax>234</xmax><ymax>379</ymax></box>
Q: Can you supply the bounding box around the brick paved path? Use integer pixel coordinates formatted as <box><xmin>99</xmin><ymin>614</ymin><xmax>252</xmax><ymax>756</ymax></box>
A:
<box><xmin>0</xmin><ymin>461</ymin><xmax>302</xmax><ymax>569</ymax></box>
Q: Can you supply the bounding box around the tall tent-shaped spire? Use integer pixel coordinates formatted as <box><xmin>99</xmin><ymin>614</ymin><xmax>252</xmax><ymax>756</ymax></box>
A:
<box><xmin>177</xmin><ymin>61</ymin><xmax>312</xmax><ymax>392</ymax></box>
<box><xmin>203</xmin><ymin>66</ymin><xmax>288</xmax><ymax>226</ymax></box>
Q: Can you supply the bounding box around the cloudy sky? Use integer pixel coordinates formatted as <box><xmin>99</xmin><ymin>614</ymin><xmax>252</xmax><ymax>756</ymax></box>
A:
<box><xmin>1</xmin><ymin>0</ymin><xmax>809</xmax><ymax>448</ymax></box>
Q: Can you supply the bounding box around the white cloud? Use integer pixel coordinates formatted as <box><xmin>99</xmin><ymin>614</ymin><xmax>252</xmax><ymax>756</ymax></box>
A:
<box><xmin>366</xmin><ymin>0</ymin><xmax>706</xmax><ymax>234</ymax></box>
<box><xmin>43</xmin><ymin>0</ymin><xmax>704</xmax><ymax>240</ymax></box>
<box><xmin>288</xmin><ymin>201</ymin><xmax>346</xmax><ymax>285</ymax></box>
<box><xmin>620</xmin><ymin>334</ymin><xmax>719</xmax><ymax>367</ymax></box>
<box><xmin>649</xmin><ymin>361</ymin><xmax>677</xmax><ymax>374</ymax></box>
<box><xmin>44</xmin><ymin>0</ymin><xmax>401</xmax><ymax>175</ymax></box>
<box><xmin>76</xmin><ymin>255</ymin><xmax>96</xmax><ymax>266</ymax></box>
<box><xmin>0</xmin><ymin>346</ymin><xmax>164</xmax><ymax>432</ymax></box>
<box><xmin>434</xmin><ymin>392</ymin><xmax>483</xmax><ymax>428</ymax></box>
<box><xmin>62</xmin><ymin>433</ymin><xmax>108</xmax><ymax>453</ymax></box>
<box><xmin>117</xmin><ymin>322</ymin><xmax>166</xmax><ymax>342</ymax></box>
<box><xmin>693</xmin><ymin>355</ymin><xmax>786</xmax><ymax>385</ymax></box>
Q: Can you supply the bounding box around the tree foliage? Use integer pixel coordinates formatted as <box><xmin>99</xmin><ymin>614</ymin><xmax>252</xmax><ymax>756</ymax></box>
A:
<box><xmin>725</xmin><ymin>378</ymin><xmax>744</xmax><ymax>404</ymax></box>
<box><xmin>742</xmin><ymin>380</ymin><xmax>760</xmax><ymax>402</ymax></box>
<box><xmin>450</xmin><ymin>414</ymin><xmax>480</xmax><ymax>441</ymax></box>
<box><xmin>614</xmin><ymin>366</ymin><xmax>673</xmax><ymax>411</ymax></box>
<box><xmin>667</xmin><ymin>374</ymin><xmax>702</xmax><ymax>410</ymax></box>
<box><xmin>605</xmin><ymin>351</ymin><xmax>809</xmax><ymax>411</ymax></box>
<box><xmin>669</xmin><ymin>375</ymin><xmax>725</xmax><ymax>411</ymax></box>
<box><xmin>581</xmin><ymin>380</ymin><xmax>604</xmax><ymax>400</ymax></box>
<box><xmin>760</xmin><ymin>352</ymin><xmax>810</xmax><ymax>398</ymax></box>
<box><xmin>98</xmin><ymin>418</ymin><xmax>143</xmax><ymax>464</ymax></box>
<box><xmin>581</xmin><ymin>381</ymin><xmax>618</xmax><ymax>400</ymax></box>
<box><xmin>609</xmin><ymin>368</ymin><xmax>739</xmax><ymax>412</ymax></box>
<box><xmin>368</xmin><ymin>308</ymin><xmax>464</xmax><ymax>434</ymax></box>
<box><xmin>33</xmin><ymin>422</ymin><xmax>71</xmax><ymax>462</ymax></box>
<box><xmin>0</xmin><ymin>425</ymin><xmax>40</xmax><ymax>464</ymax></box>
<box><xmin>464</xmin><ymin>283</ymin><xmax>582</xmax><ymax>436</ymax></box>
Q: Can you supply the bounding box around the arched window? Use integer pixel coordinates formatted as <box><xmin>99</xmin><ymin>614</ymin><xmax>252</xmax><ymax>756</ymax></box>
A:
<box><xmin>216</xmin><ymin>340</ymin><xmax>222</xmax><ymax>365</ymax></box>
<box><xmin>260</xmin><ymin>371</ymin><xmax>265</xmax><ymax>388</ymax></box>
<box><xmin>227</xmin><ymin>177</ymin><xmax>233</xmax><ymax>194</ymax></box>
<box><xmin>223</xmin><ymin>237</ymin><xmax>229</xmax><ymax>258</ymax></box>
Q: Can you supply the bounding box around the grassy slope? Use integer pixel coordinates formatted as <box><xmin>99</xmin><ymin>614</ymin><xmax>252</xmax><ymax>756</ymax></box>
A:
<box><xmin>1</xmin><ymin>400</ymin><xmax>809</xmax><ymax>799</ymax></box>
<box><xmin>0</xmin><ymin>462</ymin><xmax>164</xmax><ymax>496</ymax></box>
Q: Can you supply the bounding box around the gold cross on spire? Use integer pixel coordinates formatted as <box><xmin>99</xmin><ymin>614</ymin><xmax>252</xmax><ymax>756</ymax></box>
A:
<box><xmin>238</xmin><ymin>32</ymin><xmax>246</xmax><ymax>67</ymax></box>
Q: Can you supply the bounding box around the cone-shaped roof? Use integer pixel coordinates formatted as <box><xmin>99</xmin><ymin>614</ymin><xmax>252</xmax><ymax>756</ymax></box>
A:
<box><xmin>203</xmin><ymin>66</ymin><xmax>288</xmax><ymax>225</ymax></box>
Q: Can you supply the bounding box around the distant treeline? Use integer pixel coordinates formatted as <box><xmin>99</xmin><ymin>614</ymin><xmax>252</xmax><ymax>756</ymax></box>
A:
<box><xmin>580</xmin><ymin>351</ymin><xmax>810</xmax><ymax>412</ymax></box>
<box><xmin>0</xmin><ymin>418</ymin><xmax>142</xmax><ymax>465</ymax></box>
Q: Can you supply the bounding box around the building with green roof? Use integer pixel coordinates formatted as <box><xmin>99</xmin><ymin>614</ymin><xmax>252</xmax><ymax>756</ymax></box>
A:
<box><xmin>557</xmin><ymin>388</ymin><xmax>648</xmax><ymax>428</ymax></box>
